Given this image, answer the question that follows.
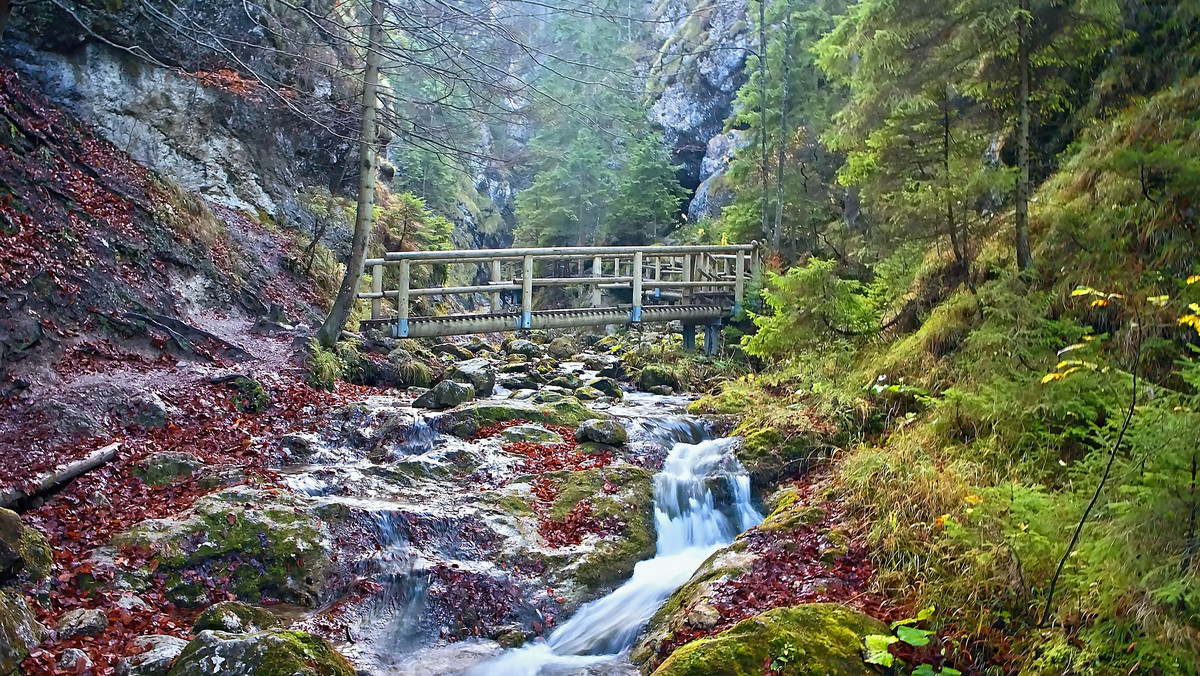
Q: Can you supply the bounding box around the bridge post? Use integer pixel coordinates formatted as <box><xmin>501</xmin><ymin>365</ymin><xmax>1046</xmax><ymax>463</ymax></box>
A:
<box><xmin>734</xmin><ymin>249</ymin><xmax>745</xmax><ymax>313</ymax></box>
<box><xmin>397</xmin><ymin>259</ymin><xmax>410</xmax><ymax>338</ymax></box>
<box><xmin>631</xmin><ymin>251</ymin><xmax>643</xmax><ymax>323</ymax></box>
<box><xmin>521</xmin><ymin>255</ymin><xmax>533</xmax><ymax>329</ymax></box>
<box><xmin>703</xmin><ymin>323</ymin><xmax>720</xmax><ymax>355</ymax></box>
<box><xmin>653</xmin><ymin>256</ymin><xmax>662</xmax><ymax>301</ymax></box>
<box><xmin>489</xmin><ymin>260</ymin><xmax>501</xmax><ymax>314</ymax></box>
<box><xmin>591</xmin><ymin>255</ymin><xmax>602</xmax><ymax>308</ymax></box>
<box><xmin>683</xmin><ymin>253</ymin><xmax>692</xmax><ymax>305</ymax></box>
<box><xmin>371</xmin><ymin>264</ymin><xmax>383</xmax><ymax>320</ymax></box>
<box><xmin>683</xmin><ymin>324</ymin><xmax>696</xmax><ymax>351</ymax></box>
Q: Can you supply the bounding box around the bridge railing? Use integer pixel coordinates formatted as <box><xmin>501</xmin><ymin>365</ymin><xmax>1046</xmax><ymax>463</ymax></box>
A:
<box><xmin>357</xmin><ymin>243</ymin><xmax>759</xmax><ymax>338</ymax></box>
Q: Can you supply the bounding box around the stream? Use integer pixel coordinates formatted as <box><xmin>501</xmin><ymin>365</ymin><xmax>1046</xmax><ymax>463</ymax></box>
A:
<box><xmin>283</xmin><ymin>382</ymin><xmax>763</xmax><ymax>676</ymax></box>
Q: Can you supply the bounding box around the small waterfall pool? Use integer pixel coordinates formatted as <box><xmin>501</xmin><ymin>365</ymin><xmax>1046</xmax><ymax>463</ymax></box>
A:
<box><xmin>465</xmin><ymin>430</ymin><xmax>763</xmax><ymax>676</ymax></box>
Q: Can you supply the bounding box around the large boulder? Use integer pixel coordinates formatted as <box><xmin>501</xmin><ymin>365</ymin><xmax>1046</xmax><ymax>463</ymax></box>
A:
<box><xmin>585</xmin><ymin>377</ymin><xmax>623</xmax><ymax>399</ymax></box>
<box><xmin>548</xmin><ymin>373</ymin><xmax>584</xmax><ymax>390</ymax></box>
<box><xmin>0</xmin><ymin>590</ymin><xmax>44</xmax><ymax>676</ymax></box>
<box><xmin>412</xmin><ymin>380</ymin><xmax>475</xmax><ymax>410</ymax></box>
<box><xmin>166</xmin><ymin>629</ymin><xmax>355</xmax><ymax>676</ymax></box>
<box><xmin>0</xmin><ymin>509</ymin><xmax>52</xmax><ymax>585</ymax></box>
<box><xmin>193</xmin><ymin>601</ymin><xmax>280</xmax><ymax>634</ymax></box>
<box><xmin>446</xmin><ymin>358</ymin><xmax>497</xmax><ymax>397</ymax></box>
<box><xmin>436</xmin><ymin>398</ymin><xmax>599</xmax><ymax>438</ymax></box>
<box><xmin>576</xmin><ymin>420</ymin><xmax>628</xmax><ymax>446</ymax></box>
<box><xmin>115</xmin><ymin>635</ymin><xmax>189</xmax><ymax>676</ymax></box>
<box><xmin>546</xmin><ymin>336</ymin><xmax>578</xmax><ymax>360</ymax></box>
<box><xmin>431</xmin><ymin>342</ymin><xmax>475</xmax><ymax>361</ymax></box>
<box><xmin>639</xmin><ymin>365</ymin><xmax>680</xmax><ymax>391</ymax></box>
<box><xmin>109</xmin><ymin>488</ymin><xmax>333</xmax><ymax>608</ymax></box>
<box><xmin>572</xmin><ymin>386</ymin><xmax>606</xmax><ymax>402</ymax></box>
<box><xmin>648</xmin><ymin>604</ymin><xmax>887</xmax><ymax>676</ymax></box>
<box><xmin>505</xmin><ymin>339</ymin><xmax>543</xmax><ymax>359</ymax></box>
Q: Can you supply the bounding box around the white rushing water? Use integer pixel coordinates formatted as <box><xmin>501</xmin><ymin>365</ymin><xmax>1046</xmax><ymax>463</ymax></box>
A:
<box><xmin>466</xmin><ymin>433</ymin><xmax>763</xmax><ymax>676</ymax></box>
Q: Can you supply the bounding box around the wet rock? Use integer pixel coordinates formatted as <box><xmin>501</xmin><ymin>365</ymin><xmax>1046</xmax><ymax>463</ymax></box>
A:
<box><xmin>0</xmin><ymin>589</ymin><xmax>44</xmax><ymax>675</ymax></box>
<box><xmin>498</xmin><ymin>374</ymin><xmax>543</xmax><ymax>391</ymax></box>
<box><xmin>116</xmin><ymin>635</ymin><xmax>190</xmax><ymax>676</ymax></box>
<box><xmin>57</xmin><ymin>648</ymin><xmax>92</xmax><ymax>671</ymax></box>
<box><xmin>56</xmin><ymin>608</ymin><xmax>108</xmax><ymax>638</ymax></box>
<box><xmin>576</xmin><ymin>420</ymin><xmax>628</xmax><ymax>446</ymax></box>
<box><xmin>647</xmin><ymin>604</ymin><xmax>887</xmax><ymax>676</ymax></box>
<box><xmin>446</xmin><ymin>358</ymin><xmax>497</xmax><ymax>396</ymax></box>
<box><xmin>166</xmin><ymin>629</ymin><xmax>355</xmax><ymax>676</ymax></box>
<box><xmin>507</xmin><ymin>389</ymin><xmax>537</xmax><ymax>401</ymax></box>
<box><xmin>194</xmin><ymin>601</ymin><xmax>280</xmax><ymax>634</ymax></box>
<box><xmin>132</xmin><ymin>451</ymin><xmax>204</xmax><ymax>487</ymax></box>
<box><xmin>0</xmin><ymin>508</ymin><xmax>52</xmax><ymax>584</ymax></box>
<box><xmin>436</xmin><ymin>398</ymin><xmax>598</xmax><ymax>437</ymax></box>
<box><xmin>109</xmin><ymin>487</ymin><xmax>332</xmax><ymax>608</ymax></box>
<box><xmin>431</xmin><ymin>342</ymin><xmax>475</xmax><ymax>361</ymax></box>
<box><xmin>500</xmin><ymin>424</ymin><xmax>565</xmax><ymax>444</ymax></box>
<box><xmin>499</xmin><ymin>361</ymin><xmax>531</xmax><ymax>374</ymax></box>
<box><xmin>684</xmin><ymin>601</ymin><xmax>721</xmax><ymax>629</ymax></box>
<box><xmin>585</xmin><ymin>377</ymin><xmax>623</xmax><ymax>399</ymax></box>
<box><xmin>639</xmin><ymin>365</ymin><xmax>680</xmax><ymax>391</ymax></box>
<box><xmin>548</xmin><ymin>373</ymin><xmax>583</xmax><ymax>390</ymax></box>
<box><xmin>278</xmin><ymin>433</ymin><xmax>320</xmax><ymax>463</ymax></box>
<box><xmin>505</xmin><ymin>339</ymin><xmax>543</xmax><ymax>359</ymax></box>
<box><xmin>546</xmin><ymin>336</ymin><xmax>577</xmax><ymax>360</ymax></box>
<box><xmin>648</xmin><ymin>385</ymin><xmax>675</xmax><ymax>396</ymax></box>
<box><xmin>572</xmin><ymin>385</ymin><xmax>606</xmax><ymax>402</ymax></box>
<box><xmin>413</xmin><ymin>380</ymin><xmax>475</xmax><ymax>410</ymax></box>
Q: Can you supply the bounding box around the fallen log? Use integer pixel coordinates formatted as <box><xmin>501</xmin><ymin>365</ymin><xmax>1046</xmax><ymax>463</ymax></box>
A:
<box><xmin>0</xmin><ymin>442</ymin><xmax>120</xmax><ymax>509</ymax></box>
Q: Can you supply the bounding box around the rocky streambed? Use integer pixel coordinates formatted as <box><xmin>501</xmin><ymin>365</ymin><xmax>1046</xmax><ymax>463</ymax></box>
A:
<box><xmin>1</xmin><ymin>333</ymin><xmax>893</xmax><ymax>676</ymax></box>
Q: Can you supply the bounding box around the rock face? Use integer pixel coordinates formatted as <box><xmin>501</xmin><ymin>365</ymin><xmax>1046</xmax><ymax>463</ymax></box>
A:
<box><xmin>648</xmin><ymin>0</ymin><xmax>751</xmax><ymax>191</ymax></box>
<box><xmin>115</xmin><ymin>635</ymin><xmax>190</xmax><ymax>676</ymax></box>
<box><xmin>649</xmin><ymin>603</ymin><xmax>887</xmax><ymax>676</ymax></box>
<box><xmin>413</xmin><ymin>380</ymin><xmax>475</xmax><ymax>410</ymax></box>
<box><xmin>688</xmin><ymin>130</ymin><xmax>750</xmax><ymax>222</ymax></box>
<box><xmin>166</xmin><ymin>629</ymin><xmax>355</xmax><ymax>676</ymax></box>
<box><xmin>0</xmin><ymin>589</ymin><xmax>44</xmax><ymax>676</ymax></box>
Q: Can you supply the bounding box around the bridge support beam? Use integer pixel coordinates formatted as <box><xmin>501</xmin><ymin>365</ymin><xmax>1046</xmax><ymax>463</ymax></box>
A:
<box><xmin>521</xmin><ymin>255</ymin><xmax>533</xmax><ymax>329</ymax></box>
<box><xmin>682</xmin><ymin>324</ymin><xmax>696</xmax><ymax>351</ymax></box>
<box><xmin>703</xmin><ymin>324</ymin><xmax>720</xmax><ymax>355</ymax></box>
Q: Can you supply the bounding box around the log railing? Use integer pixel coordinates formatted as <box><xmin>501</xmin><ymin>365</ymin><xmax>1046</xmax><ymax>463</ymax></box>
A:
<box><xmin>357</xmin><ymin>243</ymin><xmax>759</xmax><ymax>339</ymax></box>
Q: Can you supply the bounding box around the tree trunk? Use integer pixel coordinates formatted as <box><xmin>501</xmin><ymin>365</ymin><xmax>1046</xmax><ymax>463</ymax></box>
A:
<box><xmin>316</xmin><ymin>0</ymin><xmax>384</xmax><ymax>347</ymax></box>
<box><xmin>943</xmin><ymin>92</ymin><xmax>965</xmax><ymax>266</ymax></box>
<box><xmin>772</xmin><ymin>0</ymin><xmax>791</xmax><ymax>253</ymax></box>
<box><xmin>759</xmin><ymin>0</ymin><xmax>769</xmax><ymax>245</ymax></box>
<box><xmin>1015</xmin><ymin>0</ymin><xmax>1033</xmax><ymax>272</ymax></box>
<box><xmin>0</xmin><ymin>0</ymin><xmax>11</xmax><ymax>44</ymax></box>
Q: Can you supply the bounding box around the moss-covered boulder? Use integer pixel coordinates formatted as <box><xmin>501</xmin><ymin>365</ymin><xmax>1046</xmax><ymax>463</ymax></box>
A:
<box><xmin>446</xmin><ymin>358</ymin><xmax>497</xmax><ymax>396</ymax></box>
<box><xmin>506</xmin><ymin>339</ymin><xmax>543</xmax><ymax>358</ymax></box>
<box><xmin>413</xmin><ymin>380</ymin><xmax>475</xmax><ymax>410</ymax></box>
<box><xmin>110</xmin><ymin>488</ymin><xmax>332</xmax><ymax>608</ymax></box>
<box><xmin>431</xmin><ymin>342</ymin><xmax>474</xmax><ymax>361</ymax></box>
<box><xmin>639</xmin><ymin>365</ymin><xmax>680</xmax><ymax>391</ymax></box>
<box><xmin>573</xmin><ymin>385</ymin><xmax>606</xmax><ymax>401</ymax></box>
<box><xmin>0</xmin><ymin>509</ymin><xmax>52</xmax><ymax>585</ymax></box>
<box><xmin>576</xmin><ymin>419</ymin><xmax>628</xmax><ymax>446</ymax></box>
<box><xmin>167</xmin><ymin>629</ymin><xmax>354</xmax><ymax>676</ymax></box>
<box><xmin>542</xmin><ymin>466</ymin><xmax>656</xmax><ymax>596</ymax></box>
<box><xmin>585</xmin><ymin>377</ymin><xmax>623</xmax><ymax>399</ymax></box>
<box><xmin>0</xmin><ymin>589</ymin><xmax>44</xmax><ymax>676</ymax></box>
<box><xmin>194</xmin><ymin>601</ymin><xmax>280</xmax><ymax>634</ymax></box>
<box><xmin>115</xmin><ymin>635</ymin><xmax>189</xmax><ymax>676</ymax></box>
<box><xmin>548</xmin><ymin>373</ymin><xmax>584</xmax><ymax>390</ymax></box>
<box><xmin>735</xmin><ymin>427</ymin><xmax>817</xmax><ymax>491</ymax></box>
<box><xmin>436</xmin><ymin>398</ymin><xmax>600</xmax><ymax>437</ymax></box>
<box><xmin>547</xmin><ymin>336</ymin><xmax>578</xmax><ymax>360</ymax></box>
<box><xmin>648</xmin><ymin>604</ymin><xmax>886</xmax><ymax>676</ymax></box>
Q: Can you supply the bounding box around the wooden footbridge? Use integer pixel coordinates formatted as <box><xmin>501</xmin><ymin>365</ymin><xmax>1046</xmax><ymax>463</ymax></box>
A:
<box><xmin>358</xmin><ymin>244</ymin><xmax>759</xmax><ymax>350</ymax></box>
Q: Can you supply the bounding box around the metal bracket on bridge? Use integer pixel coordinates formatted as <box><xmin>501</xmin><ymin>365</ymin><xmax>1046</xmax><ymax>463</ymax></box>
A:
<box><xmin>629</xmin><ymin>307</ymin><xmax>642</xmax><ymax>323</ymax></box>
<box><xmin>395</xmin><ymin>318</ymin><xmax>410</xmax><ymax>338</ymax></box>
<box><xmin>520</xmin><ymin>311</ymin><xmax>532</xmax><ymax>330</ymax></box>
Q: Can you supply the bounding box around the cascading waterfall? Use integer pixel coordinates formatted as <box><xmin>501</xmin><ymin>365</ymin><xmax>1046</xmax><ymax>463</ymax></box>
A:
<box><xmin>466</xmin><ymin>431</ymin><xmax>763</xmax><ymax>675</ymax></box>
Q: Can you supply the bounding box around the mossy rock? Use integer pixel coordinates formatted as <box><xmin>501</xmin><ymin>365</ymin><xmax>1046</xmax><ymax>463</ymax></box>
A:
<box><xmin>167</xmin><ymin>629</ymin><xmax>354</xmax><ymax>676</ymax></box>
<box><xmin>132</xmin><ymin>451</ymin><xmax>204</xmax><ymax>487</ymax></box>
<box><xmin>0</xmin><ymin>508</ymin><xmax>52</xmax><ymax>584</ymax></box>
<box><xmin>547</xmin><ymin>336</ymin><xmax>578</xmax><ymax>360</ymax></box>
<box><xmin>436</xmin><ymin>398</ymin><xmax>599</xmax><ymax>437</ymax></box>
<box><xmin>650</xmin><ymin>604</ymin><xmax>887</xmax><ymax>676</ymax></box>
<box><xmin>639</xmin><ymin>364</ymin><xmax>680</xmax><ymax>391</ymax></box>
<box><xmin>431</xmin><ymin>342</ymin><xmax>475</xmax><ymax>361</ymax></box>
<box><xmin>548</xmin><ymin>373</ymin><xmax>584</xmax><ymax>390</ymax></box>
<box><xmin>0</xmin><ymin>589</ymin><xmax>44</xmax><ymax>676</ymax></box>
<box><xmin>585</xmin><ymin>377</ymin><xmax>623</xmax><ymax>399</ymax></box>
<box><xmin>735</xmin><ymin>428</ymin><xmax>818</xmax><ymax>491</ymax></box>
<box><xmin>110</xmin><ymin>488</ymin><xmax>331</xmax><ymax>608</ymax></box>
<box><xmin>542</xmin><ymin>466</ymin><xmax>656</xmax><ymax>595</ymax></box>
<box><xmin>573</xmin><ymin>385</ymin><xmax>606</xmax><ymax>401</ymax></box>
<box><xmin>194</xmin><ymin>601</ymin><xmax>281</xmax><ymax>634</ymax></box>
<box><xmin>500</xmin><ymin>424</ymin><xmax>564</xmax><ymax>444</ymax></box>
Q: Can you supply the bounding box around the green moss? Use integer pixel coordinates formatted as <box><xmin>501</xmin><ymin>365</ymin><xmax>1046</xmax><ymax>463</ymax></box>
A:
<box><xmin>0</xmin><ymin>589</ymin><xmax>44</xmax><ymax>676</ymax></box>
<box><xmin>735</xmin><ymin>427</ymin><xmax>817</xmax><ymax>489</ymax></box>
<box><xmin>439</xmin><ymin>398</ymin><xmax>599</xmax><ymax>437</ymax></box>
<box><xmin>194</xmin><ymin>601</ymin><xmax>280</xmax><ymax>633</ymax></box>
<box><xmin>228</xmin><ymin>377</ymin><xmax>270</xmax><ymax>414</ymax></box>
<box><xmin>168</xmin><ymin>629</ymin><xmax>355</xmax><ymax>676</ymax></box>
<box><xmin>16</xmin><ymin>528</ymin><xmax>52</xmax><ymax>582</ymax></box>
<box><xmin>652</xmin><ymin>604</ymin><xmax>887</xmax><ymax>676</ymax></box>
